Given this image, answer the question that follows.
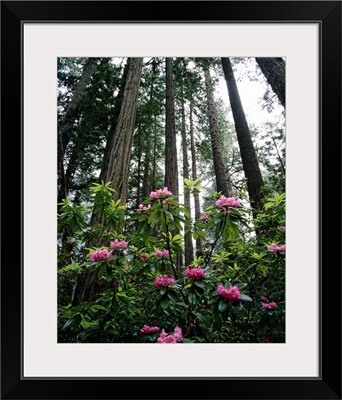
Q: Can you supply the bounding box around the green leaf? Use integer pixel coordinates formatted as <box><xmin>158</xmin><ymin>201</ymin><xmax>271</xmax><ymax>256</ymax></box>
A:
<box><xmin>240</xmin><ymin>294</ymin><xmax>252</xmax><ymax>302</ymax></box>
<box><xmin>194</xmin><ymin>313</ymin><xmax>211</xmax><ymax>326</ymax></box>
<box><xmin>193</xmin><ymin>177</ymin><xmax>202</xmax><ymax>185</ymax></box>
<box><xmin>63</xmin><ymin>318</ymin><xmax>74</xmax><ymax>330</ymax></box>
<box><xmin>114</xmin><ymin>199</ymin><xmax>121</xmax><ymax>208</ymax></box>
<box><xmin>184</xmin><ymin>178</ymin><xmax>192</xmax><ymax>187</ymax></box>
<box><xmin>172</xmin><ymin>234</ymin><xmax>182</xmax><ymax>242</ymax></box>
<box><xmin>188</xmin><ymin>291</ymin><xmax>197</xmax><ymax>305</ymax></box>
<box><xmin>116</xmin><ymin>293</ymin><xmax>131</xmax><ymax>304</ymax></box>
<box><xmin>218</xmin><ymin>300</ymin><xmax>229</xmax><ymax>312</ymax></box>
<box><xmin>236</xmin><ymin>283</ymin><xmax>248</xmax><ymax>289</ymax></box>
<box><xmin>176</xmin><ymin>302</ymin><xmax>188</xmax><ymax>309</ymax></box>
<box><xmin>194</xmin><ymin>280</ymin><xmax>205</xmax><ymax>289</ymax></box>
<box><xmin>173</xmin><ymin>218</ymin><xmax>184</xmax><ymax>232</ymax></box>
<box><xmin>194</xmin><ymin>229</ymin><xmax>206</xmax><ymax>240</ymax></box>
<box><xmin>114</xmin><ymin>264</ymin><xmax>125</xmax><ymax>274</ymax></box>
<box><xmin>160</xmin><ymin>298</ymin><xmax>169</xmax><ymax>310</ymax></box>
<box><xmin>164</xmin><ymin>210</ymin><xmax>174</xmax><ymax>222</ymax></box>
<box><xmin>167</xmin><ymin>291</ymin><xmax>178</xmax><ymax>302</ymax></box>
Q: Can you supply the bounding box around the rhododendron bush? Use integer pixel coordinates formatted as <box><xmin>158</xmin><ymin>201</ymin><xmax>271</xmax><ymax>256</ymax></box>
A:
<box><xmin>58</xmin><ymin>180</ymin><xmax>285</xmax><ymax>343</ymax></box>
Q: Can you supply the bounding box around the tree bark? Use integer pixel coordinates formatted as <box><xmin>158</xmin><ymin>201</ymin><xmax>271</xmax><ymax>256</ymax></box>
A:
<box><xmin>57</xmin><ymin>58</ymin><xmax>94</xmax><ymax>207</ymax></box>
<box><xmin>99</xmin><ymin>58</ymin><xmax>131</xmax><ymax>183</ymax></box>
<box><xmin>136</xmin><ymin>123</ymin><xmax>142</xmax><ymax>206</ymax></box>
<box><xmin>164</xmin><ymin>57</ymin><xmax>182</xmax><ymax>269</ymax></box>
<box><xmin>189</xmin><ymin>101</ymin><xmax>202</xmax><ymax>251</ymax></box>
<box><xmin>164</xmin><ymin>57</ymin><xmax>179</xmax><ymax>195</ymax></box>
<box><xmin>152</xmin><ymin>115</ymin><xmax>158</xmax><ymax>190</ymax></box>
<box><xmin>181</xmin><ymin>99</ymin><xmax>194</xmax><ymax>266</ymax></box>
<box><xmin>255</xmin><ymin>57</ymin><xmax>285</xmax><ymax>108</ymax></box>
<box><xmin>203</xmin><ymin>64</ymin><xmax>230</xmax><ymax>197</ymax></box>
<box><xmin>221</xmin><ymin>57</ymin><xmax>265</xmax><ymax>216</ymax></box>
<box><xmin>72</xmin><ymin>58</ymin><xmax>143</xmax><ymax>306</ymax></box>
<box><xmin>142</xmin><ymin>58</ymin><xmax>157</xmax><ymax>200</ymax></box>
<box><xmin>106</xmin><ymin>57</ymin><xmax>144</xmax><ymax>205</ymax></box>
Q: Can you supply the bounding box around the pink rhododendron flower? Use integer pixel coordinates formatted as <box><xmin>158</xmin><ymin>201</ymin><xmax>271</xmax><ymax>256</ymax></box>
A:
<box><xmin>137</xmin><ymin>204</ymin><xmax>151</xmax><ymax>212</ymax></box>
<box><xmin>201</xmin><ymin>213</ymin><xmax>209</xmax><ymax>221</ymax></box>
<box><xmin>157</xmin><ymin>326</ymin><xmax>183</xmax><ymax>343</ymax></box>
<box><xmin>155</xmin><ymin>249</ymin><xmax>169</xmax><ymax>258</ymax></box>
<box><xmin>173</xmin><ymin>326</ymin><xmax>183</xmax><ymax>342</ymax></box>
<box><xmin>154</xmin><ymin>275</ymin><xmax>175</xmax><ymax>288</ymax></box>
<box><xmin>150</xmin><ymin>187</ymin><xmax>173</xmax><ymax>200</ymax></box>
<box><xmin>261</xmin><ymin>301</ymin><xmax>278</xmax><ymax>310</ymax></box>
<box><xmin>215</xmin><ymin>195</ymin><xmax>241</xmax><ymax>209</ymax></box>
<box><xmin>260</xmin><ymin>296</ymin><xmax>269</xmax><ymax>302</ymax></box>
<box><xmin>89</xmin><ymin>249</ymin><xmax>112</xmax><ymax>262</ymax></box>
<box><xmin>157</xmin><ymin>330</ymin><xmax>176</xmax><ymax>343</ymax></box>
<box><xmin>140</xmin><ymin>254</ymin><xmax>149</xmax><ymax>261</ymax></box>
<box><xmin>216</xmin><ymin>284</ymin><xmax>241</xmax><ymax>302</ymax></box>
<box><xmin>140</xmin><ymin>324</ymin><xmax>160</xmax><ymax>334</ymax></box>
<box><xmin>185</xmin><ymin>266</ymin><xmax>206</xmax><ymax>280</ymax></box>
<box><xmin>267</xmin><ymin>243</ymin><xmax>286</xmax><ymax>252</ymax></box>
<box><xmin>110</xmin><ymin>239</ymin><xmax>128</xmax><ymax>249</ymax></box>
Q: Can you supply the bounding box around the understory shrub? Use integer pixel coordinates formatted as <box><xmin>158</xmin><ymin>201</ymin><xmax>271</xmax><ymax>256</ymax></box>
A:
<box><xmin>57</xmin><ymin>180</ymin><xmax>285</xmax><ymax>343</ymax></box>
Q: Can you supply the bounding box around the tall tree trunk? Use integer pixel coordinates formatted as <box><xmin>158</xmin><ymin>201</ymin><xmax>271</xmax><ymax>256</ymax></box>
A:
<box><xmin>64</xmin><ymin>140</ymin><xmax>79</xmax><ymax>194</ymax></box>
<box><xmin>142</xmin><ymin>58</ymin><xmax>157</xmax><ymax>200</ymax></box>
<box><xmin>136</xmin><ymin>123</ymin><xmax>142</xmax><ymax>207</ymax></box>
<box><xmin>164</xmin><ymin>57</ymin><xmax>179</xmax><ymax>195</ymax></box>
<box><xmin>203</xmin><ymin>63</ymin><xmax>230</xmax><ymax>197</ymax></box>
<box><xmin>57</xmin><ymin>58</ymin><xmax>94</xmax><ymax>207</ymax></box>
<box><xmin>181</xmin><ymin>99</ymin><xmax>194</xmax><ymax>266</ymax></box>
<box><xmin>164</xmin><ymin>57</ymin><xmax>182</xmax><ymax>269</ymax></box>
<box><xmin>255</xmin><ymin>57</ymin><xmax>285</xmax><ymax>108</ymax></box>
<box><xmin>221</xmin><ymin>57</ymin><xmax>265</xmax><ymax>216</ymax></box>
<box><xmin>141</xmin><ymin>125</ymin><xmax>152</xmax><ymax>199</ymax></box>
<box><xmin>270</xmin><ymin>131</ymin><xmax>285</xmax><ymax>174</ymax></box>
<box><xmin>152</xmin><ymin>115</ymin><xmax>158</xmax><ymax>190</ymax></box>
<box><xmin>99</xmin><ymin>58</ymin><xmax>131</xmax><ymax>183</ymax></box>
<box><xmin>87</xmin><ymin>59</ymin><xmax>132</xmax><ymax>234</ymax></box>
<box><xmin>189</xmin><ymin>101</ymin><xmax>202</xmax><ymax>251</ymax></box>
<box><xmin>105</xmin><ymin>57</ymin><xmax>144</xmax><ymax>205</ymax></box>
<box><xmin>72</xmin><ymin>58</ymin><xmax>143</xmax><ymax>306</ymax></box>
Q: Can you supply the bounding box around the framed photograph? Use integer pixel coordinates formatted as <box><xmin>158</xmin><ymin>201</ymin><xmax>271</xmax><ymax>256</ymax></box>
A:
<box><xmin>1</xmin><ymin>1</ymin><xmax>341</xmax><ymax>399</ymax></box>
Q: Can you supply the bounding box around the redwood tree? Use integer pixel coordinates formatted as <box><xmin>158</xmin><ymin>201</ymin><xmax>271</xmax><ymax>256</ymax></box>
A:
<box><xmin>221</xmin><ymin>57</ymin><xmax>265</xmax><ymax>216</ymax></box>
<box><xmin>255</xmin><ymin>57</ymin><xmax>285</xmax><ymax>108</ymax></box>
<box><xmin>189</xmin><ymin>100</ymin><xmax>202</xmax><ymax>251</ymax></box>
<box><xmin>99</xmin><ymin>58</ymin><xmax>131</xmax><ymax>183</ymax></box>
<box><xmin>72</xmin><ymin>58</ymin><xmax>143</xmax><ymax>305</ymax></box>
<box><xmin>181</xmin><ymin>99</ymin><xmax>194</xmax><ymax>266</ymax></box>
<box><xmin>203</xmin><ymin>60</ymin><xmax>230</xmax><ymax>197</ymax></box>
<box><xmin>164</xmin><ymin>57</ymin><xmax>182</xmax><ymax>268</ymax></box>
<box><xmin>164</xmin><ymin>57</ymin><xmax>179</xmax><ymax>195</ymax></box>
<box><xmin>58</xmin><ymin>58</ymin><xmax>94</xmax><ymax>206</ymax></box>
<box><xmin>105</xmin><ymin>57</ymin><xmax>144</xmax><ymax>205</ymax></box>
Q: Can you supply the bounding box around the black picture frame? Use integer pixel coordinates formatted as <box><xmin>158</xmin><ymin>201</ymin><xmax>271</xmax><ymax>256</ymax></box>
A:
<box><xmin>1</xmin><ymin>1</ymin><xmax>341</xmax><ymax>399</ymax></box>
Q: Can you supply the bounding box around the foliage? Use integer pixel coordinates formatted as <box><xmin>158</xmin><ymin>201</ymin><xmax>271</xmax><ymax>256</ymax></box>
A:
<box><xmin>58</xmin><ymin>57</ymin><xmax>123</xmax><ymax>203</ymax></box>
<box><xmin>58</xmin><ymin>181</ymin><xmax>285</xmax><ymax>343</ymax></box>
<box><xmin>57</xmin><ymin>57</ymin><xmax>286</xmax><ymax>344</ymax></box>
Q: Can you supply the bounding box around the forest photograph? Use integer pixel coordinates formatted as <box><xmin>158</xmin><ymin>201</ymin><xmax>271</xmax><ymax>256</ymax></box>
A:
<box><xmin>57</xmin><ymin>56</ymin><xmax>286</xmax><ymax>344</ymax></box>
